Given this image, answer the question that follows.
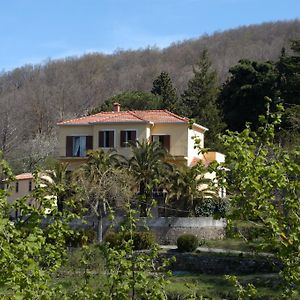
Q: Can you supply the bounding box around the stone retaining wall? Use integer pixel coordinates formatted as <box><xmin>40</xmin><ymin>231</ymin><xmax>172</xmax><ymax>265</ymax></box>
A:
<box><xmin>137</xmin><ymin>217</ymin><xmax>226</xmax><ymax>244</ymax></box>
<box><xmin>161</xmin><ymin>252</ymin><xmax>280</xmax><ymax>275</ymax></box>
<box><xmin>62</xmin><ymin>216</ymin><xmax>226</xmax><ymax>244</ymax></box>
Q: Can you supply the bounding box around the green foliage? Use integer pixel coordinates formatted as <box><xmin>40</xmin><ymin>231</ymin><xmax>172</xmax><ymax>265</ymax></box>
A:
<box><xmin>181</xmin><ymin>49</ymin><xmax>225</xmax><ymax>149</ymax></box>
<box><xmin>0</xmin><ymin>156</ymin><xmax>80</xmax><ymax>299</ymax></box>
<box><xmin>96</xmin><ymin>203</ymin><xmax>172</xmax><ymax>299</ymax></box>
<box><xmin>41</xmin><ymin>161</ymin><xmax>76</xmax><ymax>212</ymax></box>
<box><xmin>277</xmin><ymin>39</ymin><xmax>300</xmax><ymax>106</ymax></box>
<box><xmin>166</xmin><ymin>163</ymin><xmax>217</xmax><ymax>216</ymax></box>
<box><xmin>177</xmin><ymin>234</ymin><xmax>199</xmax><ymax>252</ymax></box>
<box><xmin>65</xmin><ymin>228</ymin><xmax>96</xmax><ymax>247</ymax></box>
<box><xmin>105</xmin><ymin>230</ymin><xmax>155</xmax><ymax>250</ymax></box>
<box><xmin>74</xmin><ymin>149</ymin><xmax>132</xmax><ymax>242</ymax></box>
<box><xmin>194</xmin><ymin>197</ymin><xmax>229</xmax><ymax>218</ymax></box>
<box><xmin>90</xmin><ymin>90</ymin><xmax>161</xmax><ymax>113</ymax></box>
<box><xmin>212</xmin><ymin>100</ymin><xmax>300</xmax><ymax>297</ymax></box>
<box><xmin>219</xmin><ymin>59</ymin><xmax>280</xmax><ymax>132</ymax></box>
<box><xmin>225</xmin><ymin>275</ymin><xmax>257</xmax><ymax>300</ymax></box>
<box><xmin>151</xmin><ymin>71</ymin><xmax>179</xmax><ymax>112</ymax></box>
<box><xmin>128</xmin><ymin>140</ymin><xmax>172</xmax><ymax>216</ymax></box>
<box><xmin>132</xmin><ymin>231</ymin><xmax>155</xmax><ymax>250</ymax></box>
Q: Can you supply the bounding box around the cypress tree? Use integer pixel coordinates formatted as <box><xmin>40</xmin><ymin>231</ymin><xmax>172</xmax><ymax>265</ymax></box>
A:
<box><xmin>181</xmin><ymin>50</ymin><xmax>224</xmax><ymax>150</ymax></box>
<box><xmin>151</xmin><ymin>72</ymin><xmax>179</xmax><ymax>112</ymax></box>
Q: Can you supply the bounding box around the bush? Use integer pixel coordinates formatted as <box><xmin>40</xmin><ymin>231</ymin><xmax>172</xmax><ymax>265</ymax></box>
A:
<box><xmin>133</xmin><ymin>231</ymin><xmax>155</xmax><ymax>250</ymax></box>
<box><xmin>226</xmin><ymin>222</ymin><xmax>267</xmax><ymax>240</ymax></box>
<box><xmin>104</xmin><ymin>231</ymin><xmax>155</xmax><ymax>250</ymax></box>
<box><xmin>194</xmin><ymin>198</ymin><xmax>229</xmax><ymax>217</ymax></box>
<box><xmin>66</xmin><ymin>228</ymin><xmax>96</xmax><ymax>247</ymax></box>
<box><xmin>177</xmin><ymin>234</ymin><xmax>199</xmax><ymax>252</ymax></box>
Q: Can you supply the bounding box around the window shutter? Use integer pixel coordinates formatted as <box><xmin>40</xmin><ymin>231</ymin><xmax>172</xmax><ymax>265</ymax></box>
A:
<box><xmin>109</xmin><ymin>131</ymin><xmax>114</xmax><ymax>147</ymax></box>
<box><xmin>66</xmin><ymin>136</ymin><xmax>73</xmax><ymax>157</ymax></box>
<box><xmin>131</xmin><ymin>131</ymin><xmax>137</xmax><ymax>142</ymax></box>
<box><xmin>163</xmin><ymin>135</ymin><xmax>170</xmax><ymax>152</ymax></box>
<box><xmin>99</xmin><ymin>131</ymin><xmax>104</xmax><ymax>147</ymax></box>
<box><xmin>86</xmin><ymin>136</ymin><xmax>93</xmax><ymax>151</ymax></box>
<box><xmin>151</xmin><ymin>135</ymin><xmax>154</xmax><ymax>142</ymax></box>
<box><xmin>120</xmin><ymin>131</ymin><xmax>126</xmax><ymax>147</ymax></box>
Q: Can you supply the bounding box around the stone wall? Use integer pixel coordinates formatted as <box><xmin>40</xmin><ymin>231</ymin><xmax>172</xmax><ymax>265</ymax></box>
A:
<box><xmin>160</xmin><ymin>252</ymin><xmax>280</xmax><ymax>275</ymax></box>
<box><xmin>62</xmin><ymin>216</ymin><xmax>226</xmax><ymax>244</ymax></box>
<box><xmin>137</xmin><ymin>217</ymin><xmax>226</xmax><ymax>244</ymax></box>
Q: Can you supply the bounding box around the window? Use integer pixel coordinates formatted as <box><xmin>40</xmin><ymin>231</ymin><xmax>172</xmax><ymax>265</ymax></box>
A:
<box><xmin>66</xmin><ymin>136</ymin><xmax>93</xmax><ymax>157</ymax></box>
<box><xmin>120</xmin><ymin>130</ymin><xmax>137</xmax><ymax>147</ymax></box>
<box><xmin>15</xmin><ymin>182</ymin><xmax>19</xmax><ymax>193</ymax></box>
<box><xmin>99</xmin><ymin>130</ymin><xmax>114</xmax><ymax>148</ymax></box>
<box><xmin>151</xmin><ymin>135</ymin><xmax>170</xmax><ymax>151</ymax></box>
<box><xmin>29</xmin><ymin>181</ymin><xmax>32</xmax><ymax>192</ymax></box>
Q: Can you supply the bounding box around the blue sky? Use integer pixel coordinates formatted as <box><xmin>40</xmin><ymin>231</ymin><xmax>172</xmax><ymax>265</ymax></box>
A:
<box><xmin>1</xmin><ymin>0</ymin><xmax>300</xmax><ymax>71</ymax></box>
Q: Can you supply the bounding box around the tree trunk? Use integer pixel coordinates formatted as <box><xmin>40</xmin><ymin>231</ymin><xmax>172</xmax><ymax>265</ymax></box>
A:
<box><xmin>97</xmin><ymin>204</ymin><xmax>103</xmax><ymax>242</ymax></box>
<box><xmin>97</xmin><ymin>215</ymin><xmax>103</xmax><ymax>242</ymax></box>
<box><xmin>139</xmin><ymin>181</ymin><xmax>147</xmax><ymax>217</ymax></box>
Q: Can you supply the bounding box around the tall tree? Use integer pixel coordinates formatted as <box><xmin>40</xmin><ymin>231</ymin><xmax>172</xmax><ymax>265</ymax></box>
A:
<box><xmin>277</xmin><ymin>40</ymin><xmax>300</xmax><ymax>106</ymax></box>
<box><xmin>181</xmin><ymin>50</ymin><xmax>224</xmax><ymax>150</ymax></box>
<box><xmin>276</xmin><ymin>40</ymin><xmax>300</xmax><ymax>148</ymax></box>
<box><xmin>219</xmin><ymin>59</ymin><xmax>280</xmax><ymax>132</ymax></box>
<box><xmin>75</xmin><ymin>150</ymin><xmax>131</xmax><ymax>241</ymax></box>
<box><xmin>151</xmin><ymin>71</ymin><xmax>179</xmax><ymax>112</ymax></box>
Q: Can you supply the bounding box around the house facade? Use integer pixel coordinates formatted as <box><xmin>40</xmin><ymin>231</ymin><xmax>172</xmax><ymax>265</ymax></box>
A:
<box><xmin>6</xmin><ymin>173</ymin><xmax>34</xmax><ymax>206</ymax></box>
<box><xmin>57</xmin><ymin>103</ymin><xmax>224</xmax><ymax>170</ymax></box>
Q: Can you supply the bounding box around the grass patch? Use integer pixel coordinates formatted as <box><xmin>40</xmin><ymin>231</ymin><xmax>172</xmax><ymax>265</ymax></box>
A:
<box><xmin>167</xmin><ymin>273</ymin><xmax>282</xmax><ymax>299</ymax></box>
<box><xmin>204</xmin><ymin>238</ymin><xmax>262</xmax><ymax>252</ymax></box>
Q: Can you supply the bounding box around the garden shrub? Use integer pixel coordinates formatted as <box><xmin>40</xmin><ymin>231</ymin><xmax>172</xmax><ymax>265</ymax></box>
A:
<box><xmin>132</xmin><ymin>231</ymin><xmax>155</xmax><ymax>250</ymax></box>
<box><xmin>105</xmin><ymin>231</ymin><xmax>155</xmax><ymax>250</ymax></box>
<box><xmin>104</xmin><ymin>231</ymin><xmax>122</xmax><ymax>247</ymax></box>
<box><xmin>195</xmin><ymin>198</ymin><xmax>229</xmax><ymax>217</ymax></box>
<box><xmin>226</xmin><ymin>222</ymin><xmax>267</xmax><ymax>240</ymax></box>
<box><xmin>66</xmin><ymin>228</ymin><xmax>96</xmax><ymax>247</ymax></box>
<box><xmin>177</xmin><ymin>234</ymin><xmax>199</xmax><ymax>252</ymax></box>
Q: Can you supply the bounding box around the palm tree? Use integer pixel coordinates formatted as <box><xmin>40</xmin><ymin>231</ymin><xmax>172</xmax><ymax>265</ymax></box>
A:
<box><xmin>166</xmin><ymin>162</ymin><xmax>217</xmax><ymax>216</ymax></box>
<box><xmin>127</xmin><ymin>140</ymin><xmax>172</xmax><ymax>217</ymax></box>
<box><xmin>41</xmin><ymin>161</ymin><xmax>73</xmax><ymax>212</ymax></box>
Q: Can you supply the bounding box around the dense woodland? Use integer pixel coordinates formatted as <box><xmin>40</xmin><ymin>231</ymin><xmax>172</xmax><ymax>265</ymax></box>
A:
<box><xmin>1</xmin><ymin>20</ymin><xmax>300</xmax><ymax>172</ymax></box>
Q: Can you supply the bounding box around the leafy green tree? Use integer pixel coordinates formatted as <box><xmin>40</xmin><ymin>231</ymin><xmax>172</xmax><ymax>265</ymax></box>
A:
<box><xmin>213</xmin><ymin>99</ymin><xmax>300</xmax><ymax>297</ymax></box>
<box><xmin>219</xmin><ymin>59</ymin><xmax>280</xmax><ymax>132</ymax></box>
<box><xmin>127</xmin><ymin>140</ymin><xmax>171</xmax><ymax>217</ymax></box>
<box><xmin>95</xmin><ymin>202</ymin><xmax>171</xmax><ymax>300</ymax></box>
<box><xmin>75</xmin><ymin>149</ymin><xmax>132</xmax><ymax>242</ymax></box>
<box><xmin>151</xmin><ymin>71</ymin><xmax>179</xmax><ymax>112</ymax></box>
<box><xmin>277</xmin><ymin>40</ymin><xmax>300</xmax><ymax>106</ymax></box>
<box><xmin>0</xmin><ymin>156</ymin><xmax>79</xmax><ymax>299</ymax></box>
<box><xmin>278</xmin><ymin>104</ymin><xmax>300</xmax><ymax>148</ymax></box>
<box><xmin>90</xmin><ymin>91</ymin><xmax>161</xmax><ymax>114</ymax></box>
<box><xmin>181</xmin><ymin>50</ymin><xmax>224</xmax><ymax>149</ymax></box>
<box><xmin>276</xmin><ymin>40</ymin><xmax>300</xmax><ymax>148</ymax></box>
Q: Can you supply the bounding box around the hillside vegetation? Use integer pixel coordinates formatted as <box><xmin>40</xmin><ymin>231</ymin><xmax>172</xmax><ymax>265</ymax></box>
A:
<box><xmin>1</xmin><ymin>20</ymin><xmax>300</xmax><ymax>171</ymax></box>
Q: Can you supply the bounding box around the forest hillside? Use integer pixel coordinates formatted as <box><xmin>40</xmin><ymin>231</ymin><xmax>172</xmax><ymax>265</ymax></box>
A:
<box><xmin>1</xmin><ymin>20</ymin><xmax>300</xmax><ymax>171</ymax></box>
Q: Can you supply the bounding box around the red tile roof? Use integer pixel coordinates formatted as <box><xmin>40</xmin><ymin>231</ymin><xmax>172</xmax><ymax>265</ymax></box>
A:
<box><xmin>15</xmin><ymin>173</ymin><xmax>33</xmax><ymax>180</ymax></box>
<box><xmin>58</xmin><ymin>110</ymin><xmax>190</xmax><ymax>126</ymax></box>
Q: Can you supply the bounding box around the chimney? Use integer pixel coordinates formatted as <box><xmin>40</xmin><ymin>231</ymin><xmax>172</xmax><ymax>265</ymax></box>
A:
<box><xmin>113</xmin><ymin>102</ymin><xmax>121</xmax><ymax>112</ymax></box>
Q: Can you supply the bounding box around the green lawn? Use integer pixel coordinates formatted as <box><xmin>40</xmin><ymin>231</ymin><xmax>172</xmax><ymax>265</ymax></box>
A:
<box><xmin>204</xmin><ymin>238</ymin><xmax>263</xmax><ymax>253</ymax></box>
<box><xmin>167</xmin><ymin>273</ymin><xmax>282</xmax><ymax>299</ymax></box>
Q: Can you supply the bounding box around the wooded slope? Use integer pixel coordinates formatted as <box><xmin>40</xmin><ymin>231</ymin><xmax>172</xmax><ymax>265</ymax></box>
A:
<box><xmin>1</xmin><ymin>20</ymin><xmax>300</xmax><ymax>171</ymax></box>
